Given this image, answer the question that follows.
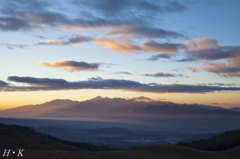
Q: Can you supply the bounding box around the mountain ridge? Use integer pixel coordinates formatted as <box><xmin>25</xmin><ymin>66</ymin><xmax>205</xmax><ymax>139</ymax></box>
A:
<box><xmin>1</xmin><ymin>97</ymin><xmax>240</xmax><ymax>124</ymax></box>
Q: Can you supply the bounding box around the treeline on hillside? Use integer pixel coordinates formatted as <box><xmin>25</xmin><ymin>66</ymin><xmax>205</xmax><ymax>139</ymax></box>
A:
<box><xmin>177</xmin><ymin>130</ymin><xmax>240</xmax><ymax>151</ymax></box>
<box><xmin>0</xmin><ymin>122</ymin><xmax>112</xmax><ymax>151</ymax></box>
<box><xmin>0</xmin><ymin>122</ymin><xmax>35</xmax><ymax>132</ymax></box>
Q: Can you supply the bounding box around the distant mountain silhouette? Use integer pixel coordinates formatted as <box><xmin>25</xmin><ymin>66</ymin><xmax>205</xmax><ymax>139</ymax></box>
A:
<box><xmin>37</xmin><ymin>97</ymin><xmax>240</xmax><ymax>119</ymax></box>
<box><xmin>190</xmin><ymin>104</ymin><xmax>224</xmax><ymax>110</ymax></box>
<box><xmin>0</xmin><ymin>99</ymin><xmax>78</xmax><ymax>118</ymax></box>
<box><xmin>229</xmin><ymin>107</ymin><xmax>240</xmax><ymax>112</ymax></box>
<box><xmin>38</xmin><ymin>96</ymin><xmax>132</xmax><ymax>118</ymax></box>
<box><xmin>1</xmin><ymin>97</ymin><xmax>240</xmax><ymax>127</ymax></box>
<box><xmin>106</xmin><ymin>103</ymin><xmax>238</xmax><ymax>116</ymax></box>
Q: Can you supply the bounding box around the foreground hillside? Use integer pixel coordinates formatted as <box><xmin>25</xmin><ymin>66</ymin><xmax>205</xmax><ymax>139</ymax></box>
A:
<box><xmin>177</xmin><ymin>130</ymin><xmax>240</xmax><ymax>151</ymax></box>
<box><xmin>3</xmin><ymin>145</ymin><xmax>240</xmax><ymax>159</ymax></box>
<box><xmin>0</xmin><ymin>122</ymin><xmax>111</xmax><ymax>151</ymax></box>
<box><xmin>1</xmin><ymin>123</ymin><xmax>240</xmax><ymax>159</ymax></box>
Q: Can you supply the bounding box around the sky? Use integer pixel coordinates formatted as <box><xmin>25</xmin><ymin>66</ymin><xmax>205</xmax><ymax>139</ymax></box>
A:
<box><xmin>0</xmin><ymin>0</ymin><xmax>240</xmax><ymax>109</ymax></box>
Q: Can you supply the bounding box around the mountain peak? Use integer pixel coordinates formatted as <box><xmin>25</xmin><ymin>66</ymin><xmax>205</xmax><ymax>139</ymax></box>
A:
<box><xmin>90</xmin><ymin>96</ymin><xmax>104</xmax><ymax>101</ymax></box>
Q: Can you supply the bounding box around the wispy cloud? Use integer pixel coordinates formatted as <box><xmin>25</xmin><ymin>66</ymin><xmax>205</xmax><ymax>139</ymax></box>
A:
<box><xmin>0</xmin><ymin>0</ymin><xmax>186</xmax><ymax>40</ymax></box>
<box><xmin>206</xmin><ymin>83</ymin><xmax>236</xmax><ymax>86</ymax></box>
<box><xmin>106</xmin><ymin>25</ymin><xmax>185</xmax><ymax>39</ymax></box>
<box><xmin>5</xmin><ymin>44</ymin><xmax>28</xmax><ymax>50</ymax></box>
<box><xmin>73</xmin><ymin>0</ymin><xmax>187</xmax><ymax>16</ymax></box>
<box><xmin>1</xmin><ymin>76</ymin><xmax>240</xmax><ymax>93</ymax></box>
<box><xmin>0</xmin><ymin>16</ymin><xmax>32</xmax><ymax>31</ymax></box>
<box><xmin>143</xmin><ymin>72</ymin><xmax>183</xmax><ymax>78</ymax></box>
<box><xmin>37</xmin><ymin>60</ymin><xmax>101</xmax><ymax>71</ymax></box>
<box><xmin>147</xmin><ymin>54</ymin><xmax>172</xmax><ymax>61</ymax></box>
<box><xmin>37</xmin><ymin>34</ymin><xmax>93</xmax><ymax>46</ymax></box>
<box><xmin>176</xmin><ymin>58</ymin><xmax>195</xmax><ymax>62</ymax></box>
<box><xmin>116</xmin><ymin>71</ymin><xmax>132</xmax><ymax>75</ymax></box>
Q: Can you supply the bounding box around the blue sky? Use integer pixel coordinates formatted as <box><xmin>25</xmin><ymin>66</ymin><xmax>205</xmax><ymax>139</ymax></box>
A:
<box><xmin>0</xmin><ymin>0</ymin><xmax>240</xmax><ymax>109</ymax></box>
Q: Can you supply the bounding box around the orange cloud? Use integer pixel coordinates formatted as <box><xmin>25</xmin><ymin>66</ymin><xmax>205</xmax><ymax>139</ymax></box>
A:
<box><xmin>96</xmin><ymin>38</ymin><xmax>142</xmax><ymax>53</ymax></box>
<box><xmin>96</xmin><ymin>38</ymin><xmax>184</xmax><ymax>54</ymax></box>
<box><xmin>186</xmin><ymin>67</ymin><xmax>198</xmax><ymax>72</ymax></box>
<box><xmin>37</xmin><ymin>60</ymin><xmax>100</xmax><ymax>71</ymax></box>
<box><xmin>202</xmin><ymin>61</ymin><xmax>240</xmax><ymax>77</ymax></box>
<box><xmin>227</xmin><ymin>57</ymin><xmax>240</xmax><ymax>67</ymax></box>
<box><xmin>184</xmin><ymin>38</ymin><xmax>240</xmax><ymax>77</ymax></box>
<box><xmin>185</xmin><ymin>37</ymin><xmax>219</xmax><ymax>50</ymax></box>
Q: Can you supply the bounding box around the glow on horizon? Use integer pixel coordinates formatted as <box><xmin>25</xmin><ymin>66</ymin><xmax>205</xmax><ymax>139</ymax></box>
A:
<box><xmin>0</xmin><ymin>89</ymin><xmax>239</xmax><ymax>110</ymax></box>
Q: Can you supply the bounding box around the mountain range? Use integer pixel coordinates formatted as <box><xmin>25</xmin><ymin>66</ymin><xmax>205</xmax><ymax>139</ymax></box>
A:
<box><xmin>0</xmin><ymin>96</ymin><xmax>240</xmax><ymax>126</ymax></box>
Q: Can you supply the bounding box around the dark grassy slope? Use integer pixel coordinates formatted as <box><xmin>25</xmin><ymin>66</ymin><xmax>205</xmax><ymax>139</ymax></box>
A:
<box><xmin>0</xmin><ymin>122</ymin><xmax>111</xmax><ymax>151</ymax></box>
<box><xmin>2</xmin><ymin>144</ymin><xmax>240</xmax><ymax>159</ymax></box>
<box><xmin>1</xmin><ymin>122</ymin><xmax>240</xmax><ymax>159</ymax></box>
<box><xmin>177</xmin><ymin>130</ymin><xmax>240</xmax><ymax>151</ymax></box>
